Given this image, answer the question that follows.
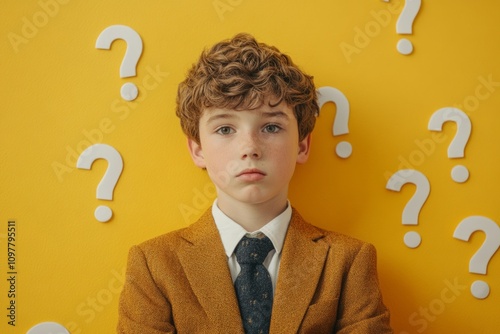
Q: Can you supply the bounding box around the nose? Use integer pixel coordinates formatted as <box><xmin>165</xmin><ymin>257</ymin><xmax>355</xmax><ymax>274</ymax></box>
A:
<box><xmin>240</xmin><ymin>131</ymin><xmax>261</xmax><ymax>159</ymax></box>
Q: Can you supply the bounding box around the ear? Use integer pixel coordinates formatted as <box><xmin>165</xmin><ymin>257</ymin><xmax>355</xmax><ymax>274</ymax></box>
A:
<box><xmin>187</xmin><ymin>138</ymin><xmax>206</xmax><ymax>169</ymax></box>
<box><xmin>296</xmin><ymin>133</ymin><xmax>311</xmax><ymax>164</ymax></box>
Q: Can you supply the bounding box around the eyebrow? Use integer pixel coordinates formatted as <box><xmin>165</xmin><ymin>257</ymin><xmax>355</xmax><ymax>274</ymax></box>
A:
<box><xmin>261</xmin><ymin>111</ymin><xmax>290</xmax><ymax>119</ymax></box>
<box><xmin>205</xmin><ymin>112</ymin><xmax>235</xmax><ymax>125</ymax></box>
<box><xmin>205</xmin><ymin>110</ymin><xmax>290</xmax><ymax>125</ymax></box>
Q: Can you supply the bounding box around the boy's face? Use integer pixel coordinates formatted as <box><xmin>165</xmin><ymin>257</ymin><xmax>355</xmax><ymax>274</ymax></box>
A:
<box><xmin>188</xmin><ymin>99</ymin><xmax>311</xmax><ymax>209</ymax></box>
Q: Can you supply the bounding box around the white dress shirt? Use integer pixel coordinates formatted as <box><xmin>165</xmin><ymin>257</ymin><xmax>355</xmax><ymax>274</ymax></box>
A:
<box><xmin>211</xmin><ymin>199</ymin><xmax>292</xmax><ymax>294</ymax></box>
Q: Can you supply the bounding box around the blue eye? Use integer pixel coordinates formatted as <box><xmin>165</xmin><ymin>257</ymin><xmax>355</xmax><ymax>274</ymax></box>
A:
<box><xmin>216</xmin><ymin>126</ymin><xmax>234</xmax><ymax>135</ymax></box>
<box><xmin>264</xmin><ymin>124</ymin><xmax>281</xmax><ymax>133</ymax></box>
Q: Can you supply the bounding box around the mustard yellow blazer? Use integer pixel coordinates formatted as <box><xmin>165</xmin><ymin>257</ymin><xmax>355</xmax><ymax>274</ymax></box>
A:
<box><xmin>117</xmin><ymin>208</ymin><xmax>393</xmax><ymax>333</ymax></box>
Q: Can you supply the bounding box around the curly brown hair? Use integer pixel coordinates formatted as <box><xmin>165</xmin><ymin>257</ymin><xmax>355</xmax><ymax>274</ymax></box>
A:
<box><xmin>176</xmin><ymin>33</ymin><xmax>319</xmax><ymax>143</ymax></box>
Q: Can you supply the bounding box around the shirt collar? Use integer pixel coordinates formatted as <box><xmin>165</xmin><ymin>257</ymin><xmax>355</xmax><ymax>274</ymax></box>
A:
<box><xmin>212</xmin><ymin>199</ymin><xmax>292</xmax><ymax>258</ymax></box>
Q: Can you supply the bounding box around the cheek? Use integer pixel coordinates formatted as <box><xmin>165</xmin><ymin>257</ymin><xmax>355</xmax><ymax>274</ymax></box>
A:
<box><xmin>205</xmin><ymin>149</ymin><xmax>238</xmax><ymax>178</ymax></box>
<box><xmin>269</xmin><ymin>143</ymin><xmax>298</xmax><ymax>167</ymax></box>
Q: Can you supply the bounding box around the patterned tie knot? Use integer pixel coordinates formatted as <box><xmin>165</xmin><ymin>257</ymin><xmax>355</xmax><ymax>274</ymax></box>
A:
<box><xmin>235</xmin><ymin>236</ymin><xmax>274</xmax><ymax>265</ymax></box>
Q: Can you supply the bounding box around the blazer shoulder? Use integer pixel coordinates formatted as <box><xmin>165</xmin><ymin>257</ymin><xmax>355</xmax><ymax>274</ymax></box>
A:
<box><xmin>135</xmin><ymin>208</ymin><xmax>216</xmax><ymax>255</ymax></box>
<box><xmin>323</xmin><ymin>229</ymin><xmax>372</xmax><ymax>249</ymax></box>
<box><xmin>291</xmin><ymin>209</ymin><xmax>376</xmax><ymax>258</ymax></box>
<box><xmin>136</xmin><ymin>227</ymin><xmax>186</xmax><ymax>253</ymax></box>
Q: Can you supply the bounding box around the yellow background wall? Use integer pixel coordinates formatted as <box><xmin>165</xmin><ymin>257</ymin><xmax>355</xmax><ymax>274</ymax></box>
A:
<box><xmin>1</xmin><ymin>0</ymin><xmax>500</xmax><ymax>333</ymax></box>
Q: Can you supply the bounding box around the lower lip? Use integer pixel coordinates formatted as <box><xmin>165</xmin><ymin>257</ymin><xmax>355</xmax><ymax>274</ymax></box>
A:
<box><xmin>238</xmin><ymin>172</ymin><xmax>265</xmax><ymax>182</ymax></box>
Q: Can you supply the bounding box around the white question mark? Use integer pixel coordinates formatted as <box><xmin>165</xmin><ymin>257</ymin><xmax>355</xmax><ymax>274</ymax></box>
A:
<box><xmin>317</xmin><ymin>86</ymin><xmax>352</xmax><ymax>158</ymax></box>
<box><xmin>428</xmin><ymin>107</ymin><xmax>471</xmax><ymax>183</ymax></box>
<box><xmin>77</xmin><ymin>144</ymin><xmax>124</xmax><ymax>222</ymax></box>
<box><xmin>386</xmin><ymin>169</ymin><xmax>430</xmax><ymax>248</ymax></box>
<box><xmin>453</xmin><ymin>216</ymin><xmax>500</xmax><ymax>299</ymax></box>
<box><xmin>27</xmin><ymin>322</ymin><xmax>69</xmax><ymax>334</ymax></box>
<box><xmin>395</xmin><ymin>0</ymin><xmax>421</xmax><ymax>55</ymax></box>
<box><xmin>96</xmin><ymin>25</ymin><xmax>143</xmax><ymax>101</ymax></box>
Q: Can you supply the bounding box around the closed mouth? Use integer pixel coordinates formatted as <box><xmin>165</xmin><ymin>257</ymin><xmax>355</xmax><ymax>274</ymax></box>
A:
<box><xmin>237</xmin><ymin>168</ymin><xmax>266</xmax><ymax>177</ymax></box>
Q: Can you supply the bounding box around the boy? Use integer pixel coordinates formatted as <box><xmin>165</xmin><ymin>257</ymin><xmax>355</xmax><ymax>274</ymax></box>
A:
<box><xmin>117</xmin><ymin>33</ymin><xmax>392</xmax><ymax>333</ymax></box>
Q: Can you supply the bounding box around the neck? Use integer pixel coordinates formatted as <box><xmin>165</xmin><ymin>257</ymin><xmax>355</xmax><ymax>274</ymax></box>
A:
<box><xmin>216</xmin><ymin>194</ymin><xmax>288</xmax><ymax>232</ymax></box>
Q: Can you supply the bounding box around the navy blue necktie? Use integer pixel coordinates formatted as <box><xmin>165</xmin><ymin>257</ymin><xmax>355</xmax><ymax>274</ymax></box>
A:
<box><xmin>234</xmin><ymin>235</ymin><xmax>274</xmax><ymax>334</ymax></box>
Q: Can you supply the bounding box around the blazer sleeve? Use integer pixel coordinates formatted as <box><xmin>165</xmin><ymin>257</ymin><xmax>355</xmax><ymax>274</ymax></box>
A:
<box><xmin>117</xmin><ymin>245</ymin><xmax>175</xmax><ymax>334</ymax></box>
<box><xmin>335</xmin><ymin>242</ymin><xmax>393</xmax><ymax>334</ymax></box>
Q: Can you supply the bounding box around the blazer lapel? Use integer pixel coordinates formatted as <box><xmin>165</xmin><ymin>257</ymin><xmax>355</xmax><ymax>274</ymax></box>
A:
<box><xmin>270</xmin><ymin>209</ymin><xmax>330</xmax><ymax>333</ymax></box>
<box><xmin>176</xmin><ymin>210</ymin><xmax>244</xmax><ymax>333</ymax></box>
